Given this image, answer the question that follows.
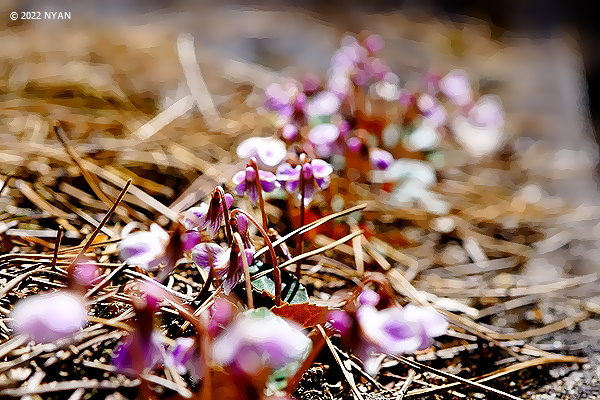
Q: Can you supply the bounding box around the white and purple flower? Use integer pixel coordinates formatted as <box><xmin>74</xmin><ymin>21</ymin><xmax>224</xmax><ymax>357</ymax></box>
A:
<box><xmin>232</xmin><ymin>166</ymin><xmax>279</xmax><ymax>204</ymax></box>
<box><xmin>355</xmin><ymin>303</ymin><xmax>448</xmax><ymax>375</ymax></box>
<box><xmin>212</xmin><ymin>308</ymin><xmax>311</xmax><ymax>376</ymax></box>
<box><xmin>182</xmin><ymin>192</ymin><xmax>234</xmax><ymax>238</ymax></box>
<box><xmin>369</xmin><ymin>148</ymin><xmax>394</xmax><ymax>170</ymax></box>
<box><xmin>236</xmin><ymin>137</ymin><xmax>287</xmax><ymax>169</ymax></box>
<box><xmin>439</xmin><ymin>69</ymin><xmax>473</xmax><ymax>107</ymax></box>
<box><xmin>118</xmin><ymin>223</ymin><xmax>169</xmax><ymax>270</ymax></box>
<box><xmin>276</xmin><ymin>159</ymin><xmax>333</xmax><ymax>205</ymax></box>
<box><xmin>166</xmin><ymin>337</ymin><xmax>203</xmax><ymax>382</ymax></box>
<box><xmin>307</xmin><ymin>124</ymin><xmax>340</xmax><ymax>158</ymax></box>
<box><xmin>191</xmin><ymin>242</ymin><xmax>254</xmax><ymax>295</ymax></box>
<box><xmin>452</xmin><ymin>94</ymin><xmax>505</xmax><ymax>158</ymax></box>
<box><xmin>112</xmin><ymin>331</ymin><xmax>166</xmax><ymax>374</ymax></box>
<box><xmin>10</xmin><ymin>291</ymin><xmax>88</xmax><ymax>343</ymax></box>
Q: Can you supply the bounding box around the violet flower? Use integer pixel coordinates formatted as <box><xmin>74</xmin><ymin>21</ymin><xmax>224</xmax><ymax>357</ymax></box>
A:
<box><xmin>112</xmin><ymin>283</ymin><xmax>167</xmax><ymax>374</ymax></box>
<box><xmin>276</xmin><ymin>159</ymin><xmax>333</xmax><ymax>205</ymax></box>
<box><xmin>191</xmin><ymin>242</ymin><xmax>254</xmax><ymax>295</ymax></box>
<box><xmin>166</xmin><ymin>337</ymin><xmax>203</xmax><ymax>382</ymax></box>
<box><xmin>306</xmin><ymin>91</ymin><xmax>341</xmax><ymax>118</ymax></box>
<box><xmin>236</xmin><ymin>137</ymin><xmax>287</xmax><ymax>169</ymax></box>
<box><xmin>182</xmin><ymin>192</ymin><xmax>234</xmax><ymax>238</ymax></box>
<box><xmin>308</xmin><ymin>123</ymin><xmax>340</xmax><ymax>158</ymax></box>
<box><xmin>10</xmin><ymin>291</ymin><xmax>87</xmax><ymax>343</ymax></box>
<box><xmin>439</xmin><ymin>69</ymin><xmax>472</xmax><ymax>107</ymax></box>
<box><xmin>212</xmin><ymin>308</ymin><xmax>311</xmax><ymax>376</ymax></box>
<box><xmin>208</xmin><ymin>297</ymin><xmax>236</xmax><ymax>337</ymax></box>
<box><xmin>369</xmin><ymin>148</ymin><xmax>394</xmax><ymax>170</ymax></box>
<box><xmin>72</xmin><ymin>259</ymin><xmax>100</xmax><ymax>288</ymax></box>
<box><xmin>264</xmin><ymin>82</ymin><xmax>298</xmax><ymax>113</ymax></box>
<box><xmin>232</xmin><ymin>166</ymin><xmax>279</xmax><ymax>205</ymax></box>
<box><xmin>112</xmin><ymin>331</ymin><xmax>166</xmax><ymax>374</ymax></box>
<box><xmin>451</xmin><ymin>95</ymin><xmax>505</xmax><ymax>158</ymax></box>
<box><xmin>355</xmin><ymin>304</ymin><xmax>447</xmax><ymax>375</ymax></box>
<box><xmin>118</xmin><ymin>223</ymin><xmax>169</xmax><ymax>270</ymax></box>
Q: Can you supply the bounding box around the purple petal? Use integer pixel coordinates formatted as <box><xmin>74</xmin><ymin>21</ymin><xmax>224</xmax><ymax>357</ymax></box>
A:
<box><xmin>285</xmin><ymin>180</ymin><xmax>299</xmax><ymax>193</ymax></box>
<box><xmin>223</xmin><ymin>268</ymin><xmax>244</xmax><ymax>295</ymax></box>
<box><xmin>358</xmin><ymin>289</ymin><xmax>381</xmax><ymax>307</ymax></box>
<box><xmin>308</xmin><ymin>123</ymin><xmax>339</xmax><ymax>146</ymax></box>
<box><xmin>314</xmin><ymin>176</ymin><xmax>330</xmax><ymax>191</ymax></box>
<box><xmin>119</xmin><ymin>229</ymin><xmax>167</xmax><ymax>270</ymax></box>
<box><xmin>73</xmin><ymin>260</ymin><xmax>100</xmax><ymax>288</ymax></box>
<box><xmin>307</xmin><ymin>91</ymin><xmax>341</xmax><ymax>117</ymax></box>
<box><xmin>302</xmin><ymin>163</ymin><xmax>313</xmax><ymax>180</ymax></box>
<box><xmin>310</xmin><ymin>159</ymin><xmax>333</xmax><ymax>178</ymax></box>
<box><xmin>327</xmin><ymin>310</ymin><xmax>352</xmax><ymax>334</ymax></box>
<box><xmin>182</xmin><ymin>230</ymin><xmax>202</xmax><ymax>252</ymax></box>
<box><xmin>259</xmin><ymin>170</ymin><xmax>279</xmax><ymax>192</ymax></box>
<box><xmin>276</xmin><ymin>163</ymin><xmax>301</xmax><ymax>181</ymax></box>
<box><xmin>440</xmin><ymin>69</ymin><xmax>472</xmax><ymax>107</ymax></box>
<box><xmin>328</xmin><ymin>73</ymin><xmax>351</xmax><ymax>98</ymax></box>
<box><xmin>417</xmin><ymin>94</ymin><xmax>436</xmax><ymax>114</ymax></box>
<box><xmin>369</xmin><ymin>148</ymin><xmax>394</xmax><ymax>170</ymax></box>
<box><xmin>300</xmin><ymin>184</ymin><xmax>316</xmax><ymax>205</ymax></box>
<box><xmin>282</xmin><ymin>124</ymin><xmax>298</xmax><ymax>141</ymax></box>
<box><xmin>232</xmin><ymin>170</ymin><xmax>246</xmax><ymax>185</ymax></box>
<box><xmin>224</xmin><ymin>193</ymin><xmax>234</xmax><ymax>209</ymax></box>
<box><xmin>10</xmin><ymin>292</ymin><xmax>87</xmax><ymax>343</ymax></box>
<box><xmin>246</xmin><ymin>183</ymin><xmax>259</xmax><ymax>205</ymax></box>
<box><xmin>113</xmin><ymin>332</ymin><xmax>166</xmax><ymax>374</ymax></box>
<box><xmin>301</xmin><ymin>72</ymin><xmax>321</xmax><ymax>94</ymax></box>
<box><xmin>236</xmin><ymin>137</ymin><xmax>260</xmax><ymax>159</ymax></box>
<box><xmin>315</xmin><ymin>143</ymin><xmax>333</xmax><ymax>158</ymax></box>
<box><xmin>245</xmin><ymin>166</ymin><xmax>256</xmax><ymax>182</ymax></box>
<box><xmin>364</xmin><ymin>34</ymin><xmax>384</xmax><ymax>53</ymax></box>
<box><xmin>233</xmin><ymin>181</ymin><xmax>246</xmax><ymax>196</ymax></box>
<box><xmin>347</xmin><ymin>137</ymin><xmax>362</xmax><ymax>153</ymax></box>
<box><xmin>403</xmin><ymin>304</ymin><xmax>448</xmax><ymax>338</ymax></box>
<box><xmin>236</xmin><ymin>213</ymin><xmax>249</xmax><ymax>235</ymax></box>
<box><xmin>469</xmin><ymin>95</ymin><xmax>504</xmax><ymax>128</ymax></box>
<box><xmin>191</xmin><ymin>243</ymin><xmax>227</xmax><ymax>273</ymax></box>
<box><xmin>338</xmin><ymin>120</ymin><xmax>350</xmax><ymax>138</ymax></box>
<box><xmin>182</xmin><ymin>204</ymin><xmax>209</xmax><ymax>231</ymax></box>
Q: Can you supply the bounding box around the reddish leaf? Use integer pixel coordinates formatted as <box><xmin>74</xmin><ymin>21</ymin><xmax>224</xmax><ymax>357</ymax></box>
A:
<box><xmin>270</xmin><ymin>303</ymin><xmax>331</xmax><ymax>329</ymax></box>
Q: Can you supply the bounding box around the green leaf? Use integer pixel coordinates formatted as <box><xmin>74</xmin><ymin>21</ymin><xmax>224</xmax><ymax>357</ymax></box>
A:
<box><xmin>250</xmin><ymin>260</ymin><xmax>309</xmax><ymax>304</ymax></box>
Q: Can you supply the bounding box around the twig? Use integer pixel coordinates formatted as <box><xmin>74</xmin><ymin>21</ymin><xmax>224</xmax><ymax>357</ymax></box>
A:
<box><xmin>254</xmin><ymin>203</ymin><xmax>367</xmax><ymax>259</ymax></box>
<box><xmin>49</xmin><ymin>226</ymin><xmax>64</xmax><ymax>273</ymax></box>
<box><xmin>393</xmin><ymin>355</ymin><xmax>522</xmax><ymax>400</ymax></box>
<box><xmin>397</xmin><ymin>369</ymin><xmax>416</xmax><ymax>400</ymax></box>
<box><xmin>317</xmin><ymin>324</ymin><xmax>365</xmax><ymax>400</ymax></box>
<box><xmin>177</xmin><ymin>33</ymin><xmax>220</xmax><ymax>127</ymax></box>
<box><xmin>67</xmin><ymin>179</ymin><xmax>132</xmax><ymax>272</ymax></box>
<box><xmin>405</xmin><ymin>355</ymin><xmax>587</xmax><ymax>398</ymax></box>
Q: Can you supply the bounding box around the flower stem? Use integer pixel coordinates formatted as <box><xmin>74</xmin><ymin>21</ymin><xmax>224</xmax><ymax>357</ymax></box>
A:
<box><xmin>233</xmin><ymin>232</ymin><xmax>254</xmax><ymax>309</ymax></box>
<box><xmin>295</xmin><ymin>154</ymin><xmax>306</xmax><ymax>279</ymax></box>
<box><xmin>215</xmin><ymin>186</ymin><xmax>232</xmax><ymax>244</ymax></box>
<box><xmin>249</xmin><ymin>157</ymin><xmax>269</xmax><ymax>231</ymax></box>
<box><xmin>231</xmin><ymin>208</ymin><xmax>282</xmax><ymax>306</ymax></box>
<box><xmin>50</xmin><ymin>225</ymin><xmax>63</xmax><ymax>275</ymax></box>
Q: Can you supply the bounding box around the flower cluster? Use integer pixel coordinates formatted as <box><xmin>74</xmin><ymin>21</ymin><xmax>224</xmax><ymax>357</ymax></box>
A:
<box><xmin>110</xmin><ymin>285</ymin><xmax>311</xmax><ymax>393</ymax></box>
<box><xmin>251</xmin><ymin>33</ymin><xmax>505</xmax><ymax>214</ymax></box>
<box><xmin>328</xmin><ymin>286</ymin><xmax>448</xmax><ymax>376</ymax></box>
